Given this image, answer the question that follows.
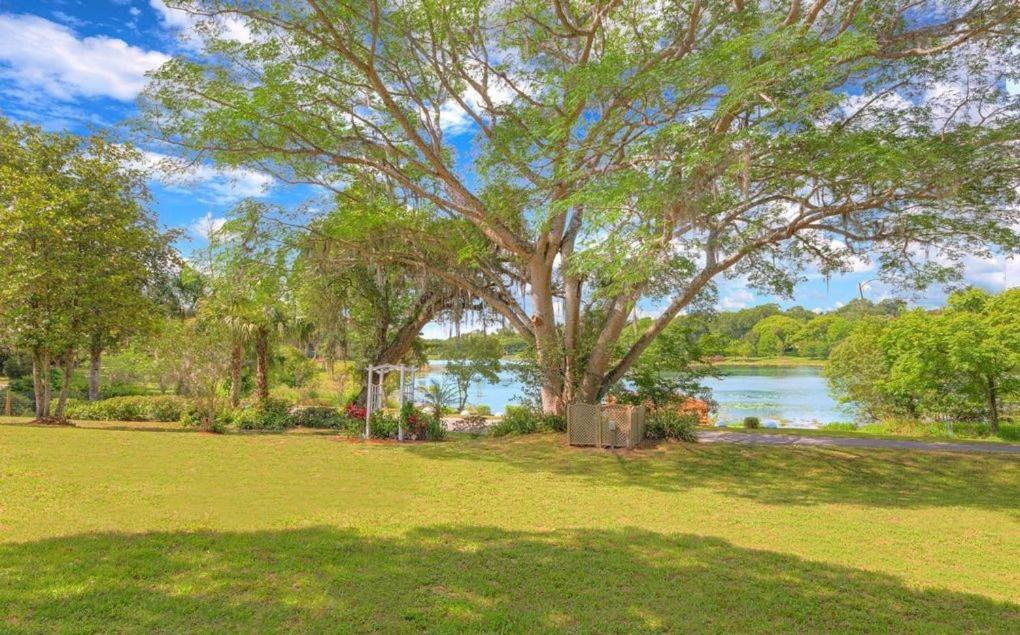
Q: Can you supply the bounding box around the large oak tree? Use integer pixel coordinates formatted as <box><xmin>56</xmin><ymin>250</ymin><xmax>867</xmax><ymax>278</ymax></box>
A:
<box><xmin>143</xmin><ymin>1</ymin><xmax>1020</xmax><ymax>413</ymax></box>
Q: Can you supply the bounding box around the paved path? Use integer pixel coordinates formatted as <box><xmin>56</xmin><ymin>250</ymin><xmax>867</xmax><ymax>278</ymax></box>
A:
<box><xmin>698</xmin><ymin>430</ymin><xmax>1020</xmax><ymax>455</ymax></box>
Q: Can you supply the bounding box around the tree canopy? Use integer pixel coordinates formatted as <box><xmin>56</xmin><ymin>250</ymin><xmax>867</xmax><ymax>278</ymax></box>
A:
<box><xmin>0</xmin><ymin>119</ymin><xmax>175</xmax><ymax>420</ymax></box>
<box><xmin>143</xmin><ymin>0</ymin><xmax>1020</xmax><ymax>412</ymax></box>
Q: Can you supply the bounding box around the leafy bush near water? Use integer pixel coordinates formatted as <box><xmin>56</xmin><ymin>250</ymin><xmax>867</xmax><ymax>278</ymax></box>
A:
<box><xmin>821</xmin><ymin>422</ymin><xmax>858</xmax><ymax>432</ymax></box>
<box><xmin>743</xmin><ymin>416</ymin><xmax>761</xmax><ymax>429</ymax></box>
<box><xmin>645</xmin><ymin>410</ymin><xmax>699</xmax><ymax>442</ymax></box>
<box><xmin>490</xmin><ymin>406</ymin><xmax>564</xmax><ymax>437</ymax></box>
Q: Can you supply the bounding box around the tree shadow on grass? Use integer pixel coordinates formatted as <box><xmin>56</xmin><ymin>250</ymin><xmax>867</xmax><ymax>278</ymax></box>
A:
<box><xmin>1</xmin><ymin>525</ymin><xmax>1015</xmax><ymax>633</ymax></box>
<box><xmin>405</xmin><ymin>434</ymin><xmax>1020</xmax><ymax>512</ymax></box>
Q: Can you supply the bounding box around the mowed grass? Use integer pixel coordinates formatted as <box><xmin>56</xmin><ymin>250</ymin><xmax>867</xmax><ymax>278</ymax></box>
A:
<box><xmin>1</xmin><ymin>421</ymin><xmax>1018</xmax><ymax>633</ymax></box>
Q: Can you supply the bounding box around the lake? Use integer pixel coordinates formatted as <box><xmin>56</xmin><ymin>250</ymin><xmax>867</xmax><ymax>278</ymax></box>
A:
<box><xmin>420</xmin><ymin>362</ymin><xmax>851</xmax><ymax>428</ymax></box>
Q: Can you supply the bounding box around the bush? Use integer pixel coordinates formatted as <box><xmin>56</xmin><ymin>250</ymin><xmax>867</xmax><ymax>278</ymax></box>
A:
<box><xmin>2</xmin><ymin>390</ymin><xmax>34</xmax><ymax>416</ymax></box>
<box><xmin>64</xmin><ymin>395</ymin><xmax>190</xmax><ymax>422</ymax></box>
<box><xmin>288</xmin><ymin>406</ymin><xmax>344</xmax><ymax>429</ymax></box>
<box><xmin>425</xmin><ymin>414</ymin><xmax>446</xmax><ymax>441</ymax></box>
<box><xmin>645</xmin><ymin>410</ymin><xmax>699</xmax><ymax>442</ymax></box>
<box><xmin>469</xmin><ymin>404</ymin><xmax>492</xmax><ymax>416</ymax></box>
<box><xmin>2</xmin><ymin>354</ymin><xmax>30</xmax><ymax>379</ymax></box>
<box><xmin>491</xmin><ymin>406</ymin><xmax>564</xmax><ymax>437</ymax></box>
<box><xmin>743</xmin><ymin>416</ymin><xmax>761</xmax><ymax>429</ymax></box>
<box><xmin>821</xmin><ymin>422</ymin><xmax>857</xmax><ymax>432</ymax></box>
<box><xmin>367</xmin><ymin>411</ymin><xmax>399</xmax><ymax>439</ymax></box>
<box><xmin>996</xmin><ymin>423</ymin><xmax>1020</xmax><ymax>442</ymax></box>
<box><xmin>234</xmin><ymin>398</ymin><xmax>293</xmax><ymax>431</ymax></box>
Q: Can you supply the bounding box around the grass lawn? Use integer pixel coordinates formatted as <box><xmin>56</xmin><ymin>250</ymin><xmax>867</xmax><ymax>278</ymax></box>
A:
<box><xmin>1</xmin><ymin>420</ymin><xmax>1018</xmax><ymax>632</ymax></box>
<box><xmin>715</xmin><ymin>424</ymin><xmax>1020</xmax><ymax>445</ymax></box>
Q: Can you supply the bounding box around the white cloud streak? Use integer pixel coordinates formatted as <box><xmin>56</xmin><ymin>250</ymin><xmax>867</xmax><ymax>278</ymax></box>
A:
<box><xmin>0</xmin><ymin>13</ymin><xmax>169</xmax><ymax>101</ymax></box>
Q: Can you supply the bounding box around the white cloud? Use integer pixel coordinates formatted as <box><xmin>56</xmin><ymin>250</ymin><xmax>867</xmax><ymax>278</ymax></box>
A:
<box><xmin>189</xmin><ymin>212</ymin><xmax>226</xmax><ymax>239</ymax></box>
<box><xmin>0</xmin><ymin>13</ymin><xmax>169</xmax><ymax>101</ymax></box>
<box><xmin>150</xmin><ymin>0</ymin><xmax>252</xmax><ymax>48</ymax></box>
<box><xmin>139</xmin><ymin>150</ymin><xmax>275</xmax><ymax>204</ymax></box>
<box><xmin>129</xmin><ymin>7</ymin><xmax>142</xmax><ymax>18</ymax></box>
<box><xmin>959</xmin><ymin>254</ymin><xmax>1019</xmax><ymax>292</ymax></box>
<box><xmin>719</xmin><ymin>286</ymin><xmax>755</xmax><ymax>311</ymax></box>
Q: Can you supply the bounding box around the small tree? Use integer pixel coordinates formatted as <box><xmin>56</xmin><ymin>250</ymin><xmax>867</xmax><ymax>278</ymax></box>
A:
<box><xmin>420</xmin><ymin>379</ymin><xmax>456</xmax><ymax>417</ymax></box>
<box><xmin>444</xmin><ymin>333</ymin><xmax>502</xmax><ymax>412</ymax></box>
<box><xmin>203</xmin><ymin>201</ymin><xmax>290</xmax><ymax>407</ymax></box>
<box><xmin>177</xmin><ymin>320</ymin><xmax>233</xmax><ymax>430</ymax></box>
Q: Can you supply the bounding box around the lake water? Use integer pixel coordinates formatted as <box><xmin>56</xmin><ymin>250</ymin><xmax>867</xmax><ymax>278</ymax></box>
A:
<box><xmin>420</xmin><ymin>362</ymin><xmax>850</xmax><ymax>428</ymax></box>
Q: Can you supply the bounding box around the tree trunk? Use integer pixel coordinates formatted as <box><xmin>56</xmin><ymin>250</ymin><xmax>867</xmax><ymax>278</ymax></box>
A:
<box><xmin>31</xmin><ymin>350</ymin><xmax>51</xmax><ymax>419</ymax></box>
<box><xmin>255</xmin><ymin>327</ymin><xmax>269</xmax><ymax>406</ymax></box>
<box><xmin>54</xmin><ymin>349</ymin><xmax>75</xmax><ymax>420</ymax></box>
<box><xmin>987</xmin><ymin>375</ymin><xmax>999</xmax><ymax>434</ymax></box>
<box><xmin>230</xmin><ymin>339</ymin><xmax>243</xmax><ymax>407</ymax></box>
<box><xmin>88</xmin><ymin>336</ymin><xmax>102</xmax><ymax>402</ymax></box>
<box><xmin>528</xmin><ymin>254</ymin><xmax>564</xmax><ymax>415</ymax></box>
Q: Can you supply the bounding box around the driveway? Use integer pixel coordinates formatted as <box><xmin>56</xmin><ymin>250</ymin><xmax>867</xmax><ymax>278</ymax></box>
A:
<box><xmin>698</xmin><ymin>429</ymin><xmax>1020</xmax><ymax>455</ymax></box>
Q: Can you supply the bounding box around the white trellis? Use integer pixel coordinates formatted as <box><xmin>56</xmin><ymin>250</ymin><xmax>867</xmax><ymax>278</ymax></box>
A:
<box><xmin>364</xmin><ymin>363</ymin><xmax>418</xmax><ymax>441</ymax></box>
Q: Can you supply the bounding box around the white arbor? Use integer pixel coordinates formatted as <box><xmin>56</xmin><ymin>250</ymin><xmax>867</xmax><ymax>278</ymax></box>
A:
<box><xmin>364</xmin><ymin>363</ymin><xmax>417</xmax><ymax>441</ymax></box>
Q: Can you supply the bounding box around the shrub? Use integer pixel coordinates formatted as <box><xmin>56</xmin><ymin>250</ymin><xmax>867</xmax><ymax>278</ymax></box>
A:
<box><xmin>469</xmin><ymin>404</ymin><xmax>492</xmax><ymax>417</ymax></box>
<box><xmin>425</xmin><ymin>414</ymin><xmax>446</xmax><ymax>441</ymax></box>
<box><xmin>2</xmin><ymin>390</ymin><xmax>34</xmax><ymax>416</ymax></box>
<box><xmin>743</xmin><ymin>416</ymin><xmax>761</xmax><ymax>429</ymax></box>
<box><xmin>346</xmin><ymin>403</ymin><xmax>367</xmax><ymax>420</ymax></box>
<box><xmin>821</xmin><ymin>422</ymin><xmax>857</xmax><ymax>432</ymax></box>
<box><xmin>368</xmin><ymin>411</ymin><xmax>399</xmax><ymax>439</ymax></box>
<box><xmin>2</xmin><ymin>354</ymin><xmax>30</xmax><ymax>379</ymax></box>
<box><xmin>645</xmin><ymin>410</ymin><xmax>699</xmax><ymax>442</ymax></box>
<box><xmin>64</xmin><ymin>395</ymin><xmax>190</xmax><ymax>422</ymax></box>
<box><xmin>996</xmin><ymin>424</ymin><xmax>1020</xmax><ymax>442</ymax></box>
<box><xmin>289</xmin><ymin>407</ymin><xmax>344</xmax><ymax>429</ymax></box>
<box><xmin>491</xmin><ymin>406</ymin><xmax>564</xmax><ymax>437</ymax></box>
<box><xmin>234</xmin><ymin>398</ymin><xmax>293</xmax><ymax>431</ymax></box>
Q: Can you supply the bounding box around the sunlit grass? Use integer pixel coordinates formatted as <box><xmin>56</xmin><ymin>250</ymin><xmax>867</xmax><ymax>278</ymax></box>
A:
<box><xmin>1</xmin><ymin>421</ymin><xmax>1017</xmax><ymax>632</ymax></box>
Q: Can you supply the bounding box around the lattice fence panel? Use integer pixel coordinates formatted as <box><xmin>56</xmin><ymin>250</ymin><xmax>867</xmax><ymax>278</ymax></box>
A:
<box><xmin>567</xmin><ymin>403</ymin><xmax>600</xmax><ymax>446</ymax></box>
<box><xmin>568</xmin><ymin>404</ymin><xmax>645</xmax><ymax>448</ymax></box>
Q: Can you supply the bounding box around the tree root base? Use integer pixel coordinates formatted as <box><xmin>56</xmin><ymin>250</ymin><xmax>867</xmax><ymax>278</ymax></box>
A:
<box><xmin>29</xmin><ymin>417</ymin><xmax>75</xmax><ymax>426</ymax></box>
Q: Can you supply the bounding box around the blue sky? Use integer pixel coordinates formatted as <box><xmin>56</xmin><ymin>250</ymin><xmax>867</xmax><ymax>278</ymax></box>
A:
<box><xmin>0</xmin><ymin>1</ymin><xmax>1015</xmax><ymax>337</ymax></box>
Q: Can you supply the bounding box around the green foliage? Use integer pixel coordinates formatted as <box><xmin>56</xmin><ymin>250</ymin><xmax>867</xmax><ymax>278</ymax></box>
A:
<box><xmin>0</xmin><ymin>119</ymin><xmax>176</xmax><ymax>418</ymax></box>
<box><xmin>368</xmin><ymin>411</ymin><xmax>399</xmax><ymax>439</ymax></box>
<box><xmin>645</xmin><ymin>411</ymin><xmax>699</xmax><ymax>442</ymax></box>
<box><xmin>65</xmin><ymin>396</ymin><xmax>191</xmax><ymax>422</ymax></box>
<box><xmin>743</xmin><ymin>416</ymin><xmax>761</xmax><ymax>430</ymax></box>
<box><xmin>139</xmin><ymin>1</ymin><xmax>1020</xmax><ymax>413</ymax></box>
<box><xmin>490</xmin><ymin>406</ymin><xmax>564</xmax><ymax>437</ymax></box>
<box><xmin>615</xmin><ymin>318</ymin><xmax>715</xmax><ymax>409</ymax></box>
<box><xmin>288</xmin><ymin>407</ymin><xmax>345</xmax><ymax>430</ymax></box>
<box><xmin>827</xmin><ymin>288</ymin><xmax>1019</xmax><ymax>431</ymax></box>
<box><xmin>2</xmin><ymin>353</ymin><xmax>30</xmax><ymax>379</ymax></box>
<box><xmin>425</xmin><ymin>415</ymin><xmax>446</xmax><ymax>441</ymax></box>
<box><xmin>233</xmin><ymin>398</ymin><xmax>293</xmax><ymax>431</ymax></box>
<box><xmin>420</xmin><ymin>379</ymin><xmax>456</xmax><ymax>415</ymax></box>
<box><xmin>750</xmin><ymin>316</ymin><xmax>804</xmax><ymax>357</ymax></box>
<box><xmin>272</xmin><ymin>347</ymin><xmax>320</xmax><ymax>389</ymax></box>
<box><xmin>821</xmin><ymin>422</ymin><xmax>858</xmax><ymax>432</ymax></box>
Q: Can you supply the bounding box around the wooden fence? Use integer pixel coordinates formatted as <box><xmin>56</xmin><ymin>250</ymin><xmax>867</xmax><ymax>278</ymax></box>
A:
<box><xmin>566</xmin><ymin>403</ymin><xmax>646</xmax><ymax>449</ymax></box>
